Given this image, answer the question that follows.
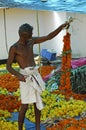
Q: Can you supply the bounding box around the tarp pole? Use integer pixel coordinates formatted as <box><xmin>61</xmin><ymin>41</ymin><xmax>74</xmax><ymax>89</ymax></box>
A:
<box><xmin>36</xmin><ymin>10</ymin><xmax>41</xmax><ymax>68</ymax></box>
<box><xmin>3</xmin><ymin>8</ymin><xmax>8</xmax><ymax>54</ymax></box>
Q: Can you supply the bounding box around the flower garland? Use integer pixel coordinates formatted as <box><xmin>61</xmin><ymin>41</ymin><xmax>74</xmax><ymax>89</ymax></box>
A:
<box><xmin>59</xmin><ymin>31</ymin><xmax>72</xmax><ymax>92</ymax></box>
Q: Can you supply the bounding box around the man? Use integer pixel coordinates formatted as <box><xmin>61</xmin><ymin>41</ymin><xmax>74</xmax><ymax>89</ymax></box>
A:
<box><xmin>7</xmin><ymin>22</ymin><xmax>69</xmax><ymax>130</ymax></box>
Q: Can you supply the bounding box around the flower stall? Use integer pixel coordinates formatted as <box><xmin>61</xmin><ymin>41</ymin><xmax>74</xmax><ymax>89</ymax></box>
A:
<box><xmin>0</xmin><ymin>0</ymin><xmax>86</xmax><ymax>130</ymax></box>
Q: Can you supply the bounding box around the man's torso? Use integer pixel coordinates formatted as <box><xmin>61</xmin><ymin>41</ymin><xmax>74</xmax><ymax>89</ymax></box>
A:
<box><xmin>13</xmin><ymin>41</ymin><xmax>35</xmax><ymax>69</ymax></box>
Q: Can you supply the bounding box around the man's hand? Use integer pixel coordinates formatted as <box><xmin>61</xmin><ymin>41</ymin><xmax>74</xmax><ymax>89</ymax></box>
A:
<box><xmin>18</xmin><ymin>73</ymin><xmax>26</xmax><ymax>82</ymax></box>
<box><xmin>62</xmin><ymin>22</ymin><xmax>70</xmax><ymax>30</ymax></box>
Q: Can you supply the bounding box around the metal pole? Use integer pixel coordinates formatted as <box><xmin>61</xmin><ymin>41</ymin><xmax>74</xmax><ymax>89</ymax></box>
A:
<box><xmin>36</xmin><ymin>10</ymin><xmax>41</xmax><ymax>68</ymax></box>
<box><xmin>3</xmin><ymin>8</ymin><xmax>8</xmax><ymax>54</ymax></box>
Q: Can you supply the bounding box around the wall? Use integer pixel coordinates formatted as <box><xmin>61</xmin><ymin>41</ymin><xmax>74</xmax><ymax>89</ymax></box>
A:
<box><xmin>67</xmin><ymin>12</ymin><xmax>86</xmax><ymax>58</ymax></box>
<box><xmin>36</xmin><ymin>11</ymin><xmax>66</xmax><ymax>55</ymax></box>
<box><xmin>0</xmin><ymin>8</ymin><xmax>66</xmax><ymax>59</ymax></box>
<box><xmin>0</xmin><ymin>9</ymin><xmax>8</xmax><ymax>59</ymax></box>
<box><xmin>0</xmin><ymin>8</ymin><xmax>86</xmax><ymax>59</ymax></box>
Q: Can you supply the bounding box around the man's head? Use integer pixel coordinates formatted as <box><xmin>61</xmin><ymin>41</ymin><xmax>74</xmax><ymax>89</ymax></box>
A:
<box><xmin>18</xmin><ymin>23</ymin><xmax>33</xmax><ymax>39</ymax></box>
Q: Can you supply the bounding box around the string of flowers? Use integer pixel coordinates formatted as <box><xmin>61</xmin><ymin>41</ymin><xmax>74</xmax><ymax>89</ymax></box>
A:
<box><xmin>51</xmin><ymin>31</ymin><xmax>86</xmax><ymax>99</ymax></box>
<box><xmin>59</xmin><ymin>30</ymin><xmax>72</xmax><ymax>92</ymax></box>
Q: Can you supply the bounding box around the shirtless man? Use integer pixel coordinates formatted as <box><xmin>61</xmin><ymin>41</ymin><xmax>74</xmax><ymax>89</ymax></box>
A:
<box><xmin>6</xmin><ymin>22</ymin><xmax>69</xmax><ymax>130</ymax></box>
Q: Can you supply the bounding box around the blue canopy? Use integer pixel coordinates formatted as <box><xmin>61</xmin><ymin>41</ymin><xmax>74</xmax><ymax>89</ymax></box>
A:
<box><xmin>0</xmin><ymin>0</ymin><xmax>86</xmax><ymax>14</ymax></box>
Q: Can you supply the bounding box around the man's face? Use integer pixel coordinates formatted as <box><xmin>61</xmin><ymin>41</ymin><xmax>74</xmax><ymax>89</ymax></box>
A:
<box><xmin>22</xmin><ymin>31</ymin><xmax>33</xmax><ymax>43</ymax></box>
<box><xmin>24</xmin><ymin>31</ymin><xmax>32</xmax><ymax>38</ymax></box>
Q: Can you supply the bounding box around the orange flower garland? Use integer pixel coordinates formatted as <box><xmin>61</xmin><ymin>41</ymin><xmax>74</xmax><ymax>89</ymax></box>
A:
<box><xmin>59</xmin><ymin>31</ymin><xmax>72</xmax><ymax>92</ymax></box>
<box><xmin>50</xmin><ymin>30</ymin><xmax>86</xmax><ymax>100</ymax></box>
<box><xmin>52</xmin><ymin>31</ymin><xmax>86</xmax><ymax>100</ymax></box>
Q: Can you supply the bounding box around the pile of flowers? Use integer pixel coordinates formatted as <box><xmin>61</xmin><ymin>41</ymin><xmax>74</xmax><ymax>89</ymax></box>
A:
<box><xmin>46</xmin><ymin>118</ymin><xmax>86</xmax><ymax>130</ymax></box>
<box><xmin>0</xmin><ymin>50</ymin><xmax>86</xmax><ymax>129</ymax></box>
<box><xmin>38</xmin><ymin>65</ymin><xmax>56</xmax><ymax>78</ymax></box>
<box><xmin>0</xmin><ymin>94</ymin><xmax>21</xmax><ymax>112</ymax></box>
<box><xmin>0</xmin><ymin>120</ymin><xmax>25</xmax><ymax>130</ymax></box>
<box><xmin>26</xmin><ymin>90</ymin><xmax>86</xmax><ymax>122</ymax></box>
<box><xmin>0</xmin><ymin>73</ymin><xmax>19</xmax><ymax>92</ymax></box>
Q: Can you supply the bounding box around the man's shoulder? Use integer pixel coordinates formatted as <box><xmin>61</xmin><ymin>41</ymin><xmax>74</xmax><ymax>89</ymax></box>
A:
<box><xmin>10</xmin><ymin>42</ymin><xmax>18</xmax><ymax>51</ymax></box>
<box><xmin>32</xmin><ymin>37</ymin><xmax>39</xmax><ymax>44</ymax></box>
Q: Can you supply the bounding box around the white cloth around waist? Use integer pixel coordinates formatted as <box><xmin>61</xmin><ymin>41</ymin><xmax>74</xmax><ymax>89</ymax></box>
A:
<box><xmin>19</xmin><ymin>66</ymin><xmax>45</xmax><ymax>110</ymax></box>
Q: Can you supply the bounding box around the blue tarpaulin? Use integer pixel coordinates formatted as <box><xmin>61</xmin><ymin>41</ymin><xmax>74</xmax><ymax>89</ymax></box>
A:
<box><xmin>0</xmin><ymin>0</ymin><xmax>86</xmax><ymax>14</ymax></box>
<box><xmin>7</xmin><ymin>112</ymin><xmax>81</xmax><ymax>130</ymax></box>
<box><xmin>7</xmin><ymin>112</ymin><xmax>46</xmax><ymax>130</ymax></box>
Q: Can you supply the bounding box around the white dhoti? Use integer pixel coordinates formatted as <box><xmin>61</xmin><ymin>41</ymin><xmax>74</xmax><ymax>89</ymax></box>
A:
<box><xmin>19</xmin><ymin>66</ymin><xmax>45</xmax><ymax>110</ymax></box>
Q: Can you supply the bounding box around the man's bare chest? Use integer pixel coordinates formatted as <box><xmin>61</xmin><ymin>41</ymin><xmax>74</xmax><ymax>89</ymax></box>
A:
<box><xmin>16</xmin><ymin>44</ymin><xmax>33</xmax><ymax>57</ymax></box>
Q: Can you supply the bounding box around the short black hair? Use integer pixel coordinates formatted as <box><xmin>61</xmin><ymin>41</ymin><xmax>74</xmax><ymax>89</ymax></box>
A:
<box><xmin>18</xmin><ymin>23</ymin><xmax>33</xmax><ymax>35</ymax></box>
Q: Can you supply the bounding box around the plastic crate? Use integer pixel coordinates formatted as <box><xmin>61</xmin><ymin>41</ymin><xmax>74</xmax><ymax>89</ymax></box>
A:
<box><xmin>41</xmin><ymin>49</ymin><xmax>56</xmax><ymax>61</ymax></box>
<box><xmin>46</xmin><ymin>51</ymin><xmax>56</xmax><ymax>61</ymax></box>
<box><xmin>41</xmin><ymin>49</ymin><xmax>47</xmax><ymax>58</ymax></box>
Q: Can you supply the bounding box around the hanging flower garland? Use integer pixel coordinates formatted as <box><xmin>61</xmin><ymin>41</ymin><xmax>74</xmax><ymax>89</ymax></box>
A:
<box><xmin>59</xmin><ymin>31</ymin><xmax>72</xmax><ymax>92</ymax></box>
